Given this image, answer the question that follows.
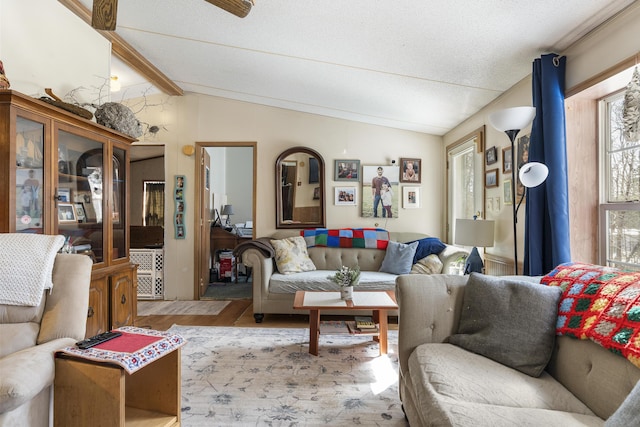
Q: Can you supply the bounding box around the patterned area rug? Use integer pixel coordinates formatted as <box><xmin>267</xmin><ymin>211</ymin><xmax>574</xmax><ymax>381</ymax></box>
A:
<box><xmin>137</xmin><ymin>300</ymin><xmax>230</xmax><ymax>316</ymax></box>
<box><xmin>167</xmin><ymin>325</ymin><xmax>407</xmax><ymax>426</ymax></box>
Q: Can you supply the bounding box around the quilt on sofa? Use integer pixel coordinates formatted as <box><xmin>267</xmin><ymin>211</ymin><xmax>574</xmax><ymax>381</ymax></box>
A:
<box><xmin>542</xmin><ymin>262</ymin><xmax>640</xmax><ymax>368</ymax></box>
<box><xmin>301</xmin><ymin>228</ymin><xmax>390</xmax><ymax>249</ymax></box>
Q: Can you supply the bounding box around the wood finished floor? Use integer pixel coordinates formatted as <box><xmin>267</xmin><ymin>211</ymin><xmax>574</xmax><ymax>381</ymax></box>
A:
<box><xmin>135</xmin><ymin>300</ymin><xmax>398</xmax><ymax>331</ymax></box>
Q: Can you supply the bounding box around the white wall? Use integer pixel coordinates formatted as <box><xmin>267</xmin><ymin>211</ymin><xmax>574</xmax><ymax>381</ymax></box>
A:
<box><xmin>0</xmin><ymin>0</ymin><xmax>111</xmax><ymax>103</ymax></box>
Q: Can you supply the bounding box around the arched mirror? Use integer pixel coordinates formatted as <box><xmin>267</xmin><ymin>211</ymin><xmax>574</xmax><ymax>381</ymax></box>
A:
<box><xmin>276</xmin><ymin>147</ymin><xmax>325</xmax><ymax>229</ymax></box>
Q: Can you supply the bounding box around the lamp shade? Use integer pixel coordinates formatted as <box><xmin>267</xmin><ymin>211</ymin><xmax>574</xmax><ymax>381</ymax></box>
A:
<box><xmin>488</xmin><ymin>107</ymin><xmax>536</xmax><ymax>132</ymax></box>
<box><xmin>455</xmin><ymin>219</ymin><xmax>495</xmax><ymax>248</ymax></box>
<box><xmin>221</xmin><ymin>204</ymin><xmax>234</xmax><ymax>216</ymax></box>
<box><xmin>519</xmin><ymin>162</ymin><xmax>548</xmax><ymax>188</ymax></box>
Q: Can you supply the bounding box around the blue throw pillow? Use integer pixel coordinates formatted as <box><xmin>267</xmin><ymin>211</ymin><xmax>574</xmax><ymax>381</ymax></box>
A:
<box><xmin>408</xmin><ymin>237</ymin><xmax>446</xmax><ymax>264</ymax></box>
<box><xmin>379</xmin><ymin>240</ymin><xmax>419</xmax><ymax>275</ymax></box>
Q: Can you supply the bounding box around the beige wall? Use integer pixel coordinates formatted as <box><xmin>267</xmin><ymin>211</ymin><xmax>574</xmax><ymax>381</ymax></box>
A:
<box><xmin>133</xmin><ymin>93</ymin><xmax>441</xmax><ymax>299</ymax></box>
<box><xmin>443</xmin><ymin>3</ymin><xmax>640</xmax><ymax>269</ymax></box>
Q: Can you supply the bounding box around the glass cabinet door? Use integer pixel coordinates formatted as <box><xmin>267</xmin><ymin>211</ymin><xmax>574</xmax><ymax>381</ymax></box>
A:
<box><xmin>112</xmin><ymin>146</ymin><xmax>127</xmax><ymax>260</ymax></box>
<box><xmin>57</xmin><ymin>129</ymin><xmax>104</xmax><ymax>263</ymax></box>
<box><xmin>15</xmin><ymin>116</ymin><xmax>45</xmax><ymax>233</ymax></box>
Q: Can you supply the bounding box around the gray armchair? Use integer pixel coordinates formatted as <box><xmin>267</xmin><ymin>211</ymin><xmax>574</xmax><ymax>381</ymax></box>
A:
<box><xmin>0</xmin><ymin>253</ymin><xmax>92</xmax><ymax>427</ymax></box>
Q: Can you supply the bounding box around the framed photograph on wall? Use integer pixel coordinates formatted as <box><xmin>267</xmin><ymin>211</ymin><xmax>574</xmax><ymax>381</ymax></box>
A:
<box><xmin>502</xmin><ymin>146</ymin><xmax>512</xmax><ymax>173</ymax></box>
<box><xmin>361</xmin><ymin>165</ymin><xmax>400</xmax><ymax>218</ymax></box>
<box><xmin>400</xmin><ymin>158</ymin><xmax>421</xmax><ymax>183</ymax></box>
<box><xmin>403</xmin><ymin>186</ymin><xmax>420</xmax><ymax>208</ymax></box>
<box><xmin>485</xmin><ymin>168</ymin><xmax>498</xmax><ymax>188</ymax></box>
<box><xmin>504</xmin><ymin>180</ymin><xmax>513</xmax><ymax>205</ymax></box>
<box><xmin>334</xmin><ymin>186</ymin><xmax>357</xmax><ymax>205</ymax></box>
<box><xmin>517</xmin><ymin>133</ymin><xmax>530</xmax><ymax>203</ymax></box>
<box><xmin>485</xmin><ymin>146</ymin><xmax>498</xmax><ymax>165</ymax></box>
<box><xmin>58</xmin><ymin>203</ymin><xmax>77</xmax><ymax>223</ymax></box>
<box><xmin>334</xmin><ymin>159</ymin><xmax>360</xmax><ymax>181</ymax></box>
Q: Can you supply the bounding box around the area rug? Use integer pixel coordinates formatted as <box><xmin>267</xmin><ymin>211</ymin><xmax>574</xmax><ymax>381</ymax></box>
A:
<box><xmin>137</xmin><ymin>300</ymin><xmax>230</xmax><ymax>316</ymax></box>
<box><xmin>167</xmin><ymin>325</ymin><xmax>407</xmax><ymax>426</ymax></box>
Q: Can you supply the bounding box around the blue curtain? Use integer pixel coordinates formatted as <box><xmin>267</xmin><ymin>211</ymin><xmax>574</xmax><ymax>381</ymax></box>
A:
<box><xmin>524</xmin><ymin>54</ymin><xmax>571</xmax><ymax>275</ymax></box>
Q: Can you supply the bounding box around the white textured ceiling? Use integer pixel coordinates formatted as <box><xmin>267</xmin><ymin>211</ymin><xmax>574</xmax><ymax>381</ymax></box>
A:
<box><xmin>85</xmin><ymin>0</ymin><xmax>635</xmax><ymax>135</ymax></box>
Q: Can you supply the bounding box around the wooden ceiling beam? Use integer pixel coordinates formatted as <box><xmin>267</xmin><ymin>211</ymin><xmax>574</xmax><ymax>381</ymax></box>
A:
<box><xmin>58</xmin><ymin>0</ymin><xmax>183</xmax><ymax>96</ymax></box>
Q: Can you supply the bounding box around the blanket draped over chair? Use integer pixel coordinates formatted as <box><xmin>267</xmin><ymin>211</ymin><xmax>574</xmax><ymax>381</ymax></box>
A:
<box><xmin>0</xmin><ymin>233</ymin><xmax>65</xmax><ymax>306</ymax></box>
<box><xmin>542</xmin><ymin>262</ymin><xmax>640</xmax><ymax>368</ymax></box>
<box><xmin>301</xmin><ymin>228</ymin><xmax>390</xmax><ymax>249</ymax></box>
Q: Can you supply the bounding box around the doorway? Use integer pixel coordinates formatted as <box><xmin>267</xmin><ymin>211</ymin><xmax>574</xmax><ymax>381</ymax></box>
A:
<box><xmin>194</xmin><ymin>142</ymin><xmax>257</xmax><ymax>300</ymax></box>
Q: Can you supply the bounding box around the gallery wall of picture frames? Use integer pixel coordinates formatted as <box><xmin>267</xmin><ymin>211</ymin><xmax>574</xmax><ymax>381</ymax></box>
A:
<box><xmin>174</xmin><ymin>175</ymin><xmax>185</xmax><ymax>239</ymax></box>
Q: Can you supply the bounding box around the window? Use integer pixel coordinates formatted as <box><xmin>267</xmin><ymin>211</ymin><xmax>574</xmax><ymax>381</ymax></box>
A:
<box><xmin>447</xmin><ymin>128</ymin><xmax>484</xmax><ymax>244</ymax></box>
<box><xmin>599</xmin><ymin>92</ymin><xmax>640</xmax><ymax>270</ymax></box>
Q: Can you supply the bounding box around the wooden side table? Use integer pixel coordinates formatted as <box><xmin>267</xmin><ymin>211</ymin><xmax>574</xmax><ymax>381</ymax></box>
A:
<box><xmin>54</xmin><ymin>347</ymin><xmax>181</xmax><ymax>426</ymax></box>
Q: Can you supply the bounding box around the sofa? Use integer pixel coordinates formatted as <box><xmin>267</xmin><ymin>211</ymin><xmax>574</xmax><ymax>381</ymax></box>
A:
<box><xmin>396</xmin><ymin>273</ymin><xmax>640</xmax><ymax>426</ymax></box>
<box><xmin>240</xmin><ymin>230</ymin><xmax>468</xmax><ymax>323</ymax></box>
<box><xmin>0</xmin><ymin>253</ymin><xmax>92</xmax><ymax>427</ymax></box>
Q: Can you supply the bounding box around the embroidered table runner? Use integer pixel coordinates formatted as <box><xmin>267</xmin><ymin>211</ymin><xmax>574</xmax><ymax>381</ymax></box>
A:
<box><xmin>57</xmin><ymin>326</ymin><xmax>186</xmax><ymax>374</ymax></box>
<box><xmin>301</xmin><ymin>228</ymin><xmax>390</xmax><ymax>249</ymax></box>
<box><xmin>541</xmin><ymin>262</ymin><xmax>640</xmax><ymax>368</ymax></box>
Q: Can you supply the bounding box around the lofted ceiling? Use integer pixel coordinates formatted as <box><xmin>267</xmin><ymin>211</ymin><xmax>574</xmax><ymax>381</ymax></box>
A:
<box><xmin>72</xmin><ymin>0</ymin><xmax>636</xmax><ymax>135</ymax></box>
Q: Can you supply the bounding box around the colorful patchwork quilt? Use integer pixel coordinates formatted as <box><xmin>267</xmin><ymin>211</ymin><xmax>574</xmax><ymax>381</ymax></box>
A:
<box><xmin>301</xmin><ymin>228</ymin><xmax>390</xmax><ymax>249</ymax></box>
<box><xmin>541</xmin><ymin>262</ymin><xmax>640</xmax><ymax>368</ymax></box>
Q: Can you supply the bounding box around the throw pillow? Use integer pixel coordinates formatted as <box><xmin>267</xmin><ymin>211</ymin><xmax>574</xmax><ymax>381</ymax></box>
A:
<box><xmin>270</xmin><ymin>236</ymin><xmax>316</xmax><ymax>275</ymax></box>
<box><xmin>410</xmin><ymin>254</ymin><xmax>443</xmax><ymax>274</ymax></box>
<box><xmin>449</xmin><ymin>273</ymin><xmax>562</xmax><ymax>377</ymax></box>
<box><xmin>379</xmin><ymin>240</ymin><xmax>419</xmax><ymax>275</ymax></box>
<box><xmin>408</xmin><ymin>237</ymin><xmax>446</xmax><ymax>264</ymax></box>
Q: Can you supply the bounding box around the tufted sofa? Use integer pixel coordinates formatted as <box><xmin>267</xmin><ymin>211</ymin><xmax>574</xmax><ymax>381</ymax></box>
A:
<box><xmin>0</xmin><ymin>254</ymin><xmax>92</xmax><ymax>427</ymax></box>
<box><xmin>396</xmin><ymin>273</ymin><xmax>640</xmax><ymax>426</ymax></box>
<box><xmin>242</xmin><ymin>230</ymin><xmax>468</xmax><ymax>323</ymax></box>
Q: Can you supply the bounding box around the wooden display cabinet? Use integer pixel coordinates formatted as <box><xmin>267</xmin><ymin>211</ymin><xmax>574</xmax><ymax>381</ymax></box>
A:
<box><xmin>0</xmin><ymin>90</ymin><xmax>138</xmax><ymax>337</ymax></box>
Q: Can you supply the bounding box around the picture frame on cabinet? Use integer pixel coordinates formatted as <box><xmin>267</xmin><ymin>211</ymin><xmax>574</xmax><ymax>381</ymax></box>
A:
<box><xmin>74</xmin><ymin>203</ymin><xmax>86</xmax><ymax>222</ymax></box>
<box><xmin>58</xmin><ymin>203</ymin><xmax>77</xmax><ymax>223</ymax></box>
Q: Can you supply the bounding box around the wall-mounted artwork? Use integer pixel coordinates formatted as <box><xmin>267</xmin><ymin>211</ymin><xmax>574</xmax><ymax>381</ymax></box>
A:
<box><xmin>403</xmin><ymin>186</ymin><xmax>420</xmax><ymax>208</ymax></box>
<box><xmin>502</xmin><ymin>146</ymin><xmax>512</xmax><ymax>173</ymax></box>
<box><xmin>485</xmin><ymin>146</ymin><xmax>498</xmax><ymax>165</ymax></box>
<box><xmin>334</xmin><ymin>159</ymin><xmax>360</xmax><ymax>181</ymax></box>
<box><xmin>361</xmin><ymin>165</ymin><xmax>399</xmax><ymax>218</ymax></box>
<box><xmin>517</xmin><ymin>133</ymin><xmax>530</xmax><ymax>204</ymax></box>
<box><xmin>335</xmin><ymin>186</ymin><xmax>357</xmax><ymax>205</ymax></box>
<box><xmin>174</xmin><ymin>175</ymin><xmax>186</xmax><ymax>239</ymax></box>
<box><xmin>400</xmin><ymin>158</ymin><xmax>421</xmax><ymax>183</ymax></box>
<box><xmin>485</xmin><ymin>169</ymin><xmax>498</xmax><ymax>188</ymax></box>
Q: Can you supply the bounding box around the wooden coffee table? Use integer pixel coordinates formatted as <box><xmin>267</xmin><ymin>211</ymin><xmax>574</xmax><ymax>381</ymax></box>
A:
<box><xmin>293</xmin><ymin>290</ymin><xmax>398</xmax><ymax>356</ymax></box>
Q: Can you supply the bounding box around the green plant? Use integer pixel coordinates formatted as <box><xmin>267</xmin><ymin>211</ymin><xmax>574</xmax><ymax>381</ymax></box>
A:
<box><xmin>327</xmin><ymin>266</ymin><xmax>361</xmax><ymax>287</ymax></box>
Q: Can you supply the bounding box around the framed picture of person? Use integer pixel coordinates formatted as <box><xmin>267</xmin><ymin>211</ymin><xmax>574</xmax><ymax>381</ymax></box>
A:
<box><xmin>485</xmin><ymin>146</ymin><xmax>498</xmax><ymax>165</ymax></box>
<box><xmin>399</xmin><ymin>158</ymin><xmax>421</xmax><ymax>183</ymax></box>
<box><xmin>334</xmin><ymin>186</ymin><xmax>357</xmax><ymax>205</ymax></box>
<box><xmin>334</xmin><ymin>159</ymin><xmax>360</xmax><ymax>181</ymax></box>
<box><xmin>403</xmin><ymin>186</ymin><xmax>420</xmax><ymax>208</ymax></box>
<box><xmin>504</xmin><ymin>180</ymin><xmax>513</xmax><ymax>205</ymax></box>
<box><xmin>361</xmin><ymin>165</ymin><xmax>399</xmax><ymax>218</ymax></box>
<box><xmin>58</xmin><ymin>203</ymin><xmax>77</xmax><ymax>223</ymax></box>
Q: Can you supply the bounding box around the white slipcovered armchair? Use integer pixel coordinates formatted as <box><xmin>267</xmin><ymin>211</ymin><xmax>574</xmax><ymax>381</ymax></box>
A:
<box><xmin>0</xmin><ymin>235</ymin><xmax>92</xmax><ymax>427</ymax></box>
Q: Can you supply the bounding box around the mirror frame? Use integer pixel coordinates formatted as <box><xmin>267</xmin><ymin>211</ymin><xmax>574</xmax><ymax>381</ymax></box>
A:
<box><xmin>276</xmin><ymin>147</ymin><xmax>326</xmax><ymax>229</ymax></box>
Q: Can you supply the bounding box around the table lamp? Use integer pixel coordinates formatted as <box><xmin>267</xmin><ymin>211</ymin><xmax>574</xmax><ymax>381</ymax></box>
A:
<box><xmin>221</xmin><ymin>204</ymin><xmax>234</xmax><ymax>227</ymax></box>
<box><xmin>455</xmin><ymin>217</ymin><xmax>495</xmax><ymax>274</ymax></box>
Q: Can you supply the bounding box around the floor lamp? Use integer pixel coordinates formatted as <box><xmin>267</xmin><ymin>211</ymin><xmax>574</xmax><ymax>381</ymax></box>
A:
<box><xmin>455</xmin><ymin>217</ymin><xmax>495</xmax><ymax>274</ymax></box>
<box><xmin>489</xmin><ymin>107</ymin><xmax>536</xmax><ymax>275</ymax></box>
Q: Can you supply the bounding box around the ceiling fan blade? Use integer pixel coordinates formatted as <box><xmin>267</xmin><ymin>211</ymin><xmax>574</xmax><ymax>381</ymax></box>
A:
<box><xmin>92</xmin><ymin>0</ymin><xmax>118</xmax><ymax>31</ymax></box>
<box><xmin>204</xmin><ymin>0</ymin><xmax>254</xmax><ymax>18</ymax></box>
